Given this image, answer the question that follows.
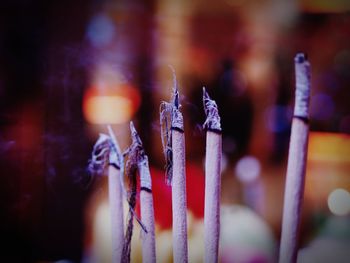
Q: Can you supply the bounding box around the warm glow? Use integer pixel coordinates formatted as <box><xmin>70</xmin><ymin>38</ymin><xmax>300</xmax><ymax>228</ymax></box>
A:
<box><xmin>304</xmin><ymin>132</ymin><xmax>350</xmax><ymax>206</ymax></box>
<box><xmin>84</xmin><ymin>95</ymin><xmax>133</xmax><ymax>124</ymax></box>
<box><xmin>308</xmin><ymin>132</ymin><xmax>350</xmax><ymax>163</ymax></box>
<box><xmin>83</xmin><ymin>85</ymin><xmax>141</xmax><ymax>124</ymax></box>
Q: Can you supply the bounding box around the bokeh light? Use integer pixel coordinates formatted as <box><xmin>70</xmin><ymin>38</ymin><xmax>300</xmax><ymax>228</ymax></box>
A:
<box><xmin>327</xmin><ymin>188</ymin><xmax>350</xmax><ymax>216</ymax></box>
<box><xmin>87</xmin><ymin>14</ymin><xmax>116</xmax><ymax>48</ymax></box>
<box><xmin>83</xmin><ymin>84</ymin><xmax>141</xmax><ymax>125</ymax></box>
<box><xmin>310</xmin><ymin>93</ymin><xmax>335</xmax><ymax>121</ymax></box>
<box><xmin>265</xmin><ymin>105</ymin><xmax>292</xmax><ymax>133</ymax></box>
<box><xmin>235</xmin><ymin>156</ymin><xmax>261</xmax><ymax>184</ymax></box>
<box><xmin>220</xmin><ymin>205</ymin><xmax>276</xmax><ymax>263</ymax></box>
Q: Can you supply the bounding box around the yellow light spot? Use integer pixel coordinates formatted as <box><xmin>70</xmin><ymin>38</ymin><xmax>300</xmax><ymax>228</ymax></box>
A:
<box><xmin>83</xmin><ymin>95</ymin><xmax>134</xmax><ymax>124</ymax></box>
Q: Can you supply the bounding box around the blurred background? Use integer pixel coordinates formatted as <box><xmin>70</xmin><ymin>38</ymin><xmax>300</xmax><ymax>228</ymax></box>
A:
<box><xmin>1</xmin><ymin>0</ymin><xmax>350</xmax><ymax>262</ymax></box>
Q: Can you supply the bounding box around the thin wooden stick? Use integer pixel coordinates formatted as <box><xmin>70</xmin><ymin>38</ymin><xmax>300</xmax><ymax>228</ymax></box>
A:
<box><xmin>130</xmin><ymin>122</ymin><xmax>156</xmax><ymax>263</ymax></box>
<box><xmin>160</xmin><ymin>68</ymin><xmax>188</xmax><ymax>263</ymax></box>
<box><xmin>89</xmin><ymin>131</ymin><xmax>125</xmax><ymax>263</ymax></box>
<box><xmin>107</xmin><ymin>126</ymin><xmax>125</xmax><ymax>263</ymax></box>
<box><xmin>203</xmin><ymin>87</ymin><xmax>222</xmax><ymax>263</ymax></box>
<box><xmin>279</xmin><ymin>53</ymin><xmax>311</xmax><ymax>263</ymax></box>
<box><xmin>171</xmin><ymin>128</ymin><xmax>188</xmax><ymax>263</ymax></box>
<box><xmin>108</xmin><ymin>165</ymin><xmax>124</xmax><ymax>263</ymax></box>
<box><xmin>171</xmin><ymin>78</ymin><xmax>188</xmax><ymax>263</ymax></box>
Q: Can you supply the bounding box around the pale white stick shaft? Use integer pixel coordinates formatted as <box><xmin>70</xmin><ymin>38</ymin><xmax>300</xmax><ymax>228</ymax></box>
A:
<box><xmin>108</xmin><ymin>166</ymin><xmax>124</xmax><ymax>263</ymax></box>
<box><xmin>171</xmin><ymin>129</ymin><xmax>188</xmax><ymax>263</ymax></box>
<box><xmin>139</xmin><ymin>160</ymin><xmax>156</xmax><ymax>263</ymax></box>
<box><xmin>279</xmin><ymin>118</ymin><xmax>309</xmax><ymax>263</ymax></box>
<box><xmin>140</xmin><ymin>190</ymin><xmax>156</xmax><ymax>263</ymax></box>
<box><xmin>204</xmin><ymin>131</ymin><xmax>222</xmax><ymax>263</ymax></box>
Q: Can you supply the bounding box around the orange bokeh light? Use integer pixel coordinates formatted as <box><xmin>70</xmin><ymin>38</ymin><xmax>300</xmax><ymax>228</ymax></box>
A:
<box><xmin>83</xmin><ymin>84</ymin><xmax>141</xmax><ymax>124</ymax></box>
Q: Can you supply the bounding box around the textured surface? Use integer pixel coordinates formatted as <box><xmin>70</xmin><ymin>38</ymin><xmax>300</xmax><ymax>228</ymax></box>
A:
<box><xmin>279</xmin><ymin>118</ymin><xmax>309</xmax><ymax>263</ymax></box>
<box><xmin>139</xmin><ymin>156</ymin><xmax>156</xmax><ymax>263</ymax></box>
<box><xmin>140</xmin><ymin>166</ymin><xmax>156</xmax><ymax>263</ymax></box>
<box><xmin>139</xmin><ymin>156</ymin><xmax>152</xmax><ymax>190</ymax></box>
<box><xmin>108</xmin><ymin>166</ymin><xmax>124</xmax><ymax>263</ymax></box>
<box><xmin>294</xmin><ymin>53</ymin><xmax>311</xmax><ymax>119</ymax></box>
<box><xmin>204</xmin><ymin>131</ymin><xmax>222</xmax><ymax>263</ymax></box>
<box><xmin>140</xmin><ymin>192</ymin><xmax>156</xmax><ymax>263</ymax></box>
<box><xmin>171</xmin><ymin>129</ymin><xmax>188</xmax><ymax>263</ymax></box>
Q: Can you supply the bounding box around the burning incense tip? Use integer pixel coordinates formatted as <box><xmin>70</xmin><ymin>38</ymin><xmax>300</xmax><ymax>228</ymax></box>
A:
<box><xmin>169</xmin><ymin>65</ymin><xmax>180</xmax><ymax>109</ymax></box>
<box><xmin>107</xmin><ymin>125</ymin><xmax>122</xmax><ymax>154</ymax></box>
<box><xmin>203</xmin><ymin>87</ymin><xmax>221</xmax><ymax>132</ymax></box>
<box><xmin>107</xmin><ymin>125</ymin><xmax>124</xmax><ymax>170</ymax></box>
<box><xmin>294</xmin><ymin>53</ymin><xmax>311</xmax><ymax>119</ymax></box>
<box><xmin>295</xmin><ymin>52</ymin><xmax>307</xmax><ymax>63</ymax></box>
<box><xmin>130</xmin><ymin>121</ymin><xmax>143</xmax><ymax>147</ymax></box>
<box><xmin>160</xmin><ymin>67</ymin><xmax>184</xmax><ymax>185</ymax></box>
<box><xmin>168</xmin><ymin>65</ymin><xmax>180</xmax><ymax>109</ymax></box>
<box><xmin>170</xmin><ymin>69</ymin><xmax>183</xmax><ymax>131</ymax></box>
<box><xmin>89</xmin><ymin>133</ymin><xmax>113</xmax><ymax>175</ymax></box>
<box><xmin>124</xmin><ymin>122</ymin><xmax>146</xmax><ymax>175</ymax></box>
<box><xmin>129</xmin><ymin>121</ymin><xmax>152</xmax><ymax>190</ymax></box>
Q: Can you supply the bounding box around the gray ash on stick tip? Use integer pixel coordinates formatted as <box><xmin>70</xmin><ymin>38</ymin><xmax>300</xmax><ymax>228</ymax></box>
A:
<box><xmin>88</xmin><ymin>134</ymin><xmax>111</xmax><ymax>175</ymax></box>
<box><xmin>203</xmin><ymin>87</ymin><xmax>222</xmax><ymax>132</ymax></box>
<box><xmin>130</xmin><ymin>121</ymin><xmax>143</xmax><ymax>149</ymax></box>
<box><xmin>173</xmin><ymin>87</ymin><xmax>180</xmax><ymax>109</ymax></box>
<box><xmin>168</xmin><ymin>66</ymin><xmax>184</xmax><ymax>131</ymax></box>
<box><xmin>159</xmin><ymin>66</ymin><xmax>183</xmax><ymax>186</ymax></box>
<box><xmin>124</xmin><ymin>121</ymin><xmax>146</xmax><ymax>169</ymax></box>
<box><xmin>107</xmin><ymin>125</ymin><xmax>123</xmax><ymax>170</ymax></box>
<box><xmin>124</xmin><ymin>121</ymin><xmax>142</xmax><ymax>172</ymax></box>
<box><xmin>129</xmin><ymin>121</ymin><xmax>152</xmax><ymax>191</ymax></box>
<box><xmin>89</xmin><ymin>130</ymin><xmax>123</xmax><ymax>175</ymax></box>
<box><xmin>169</xmin><ymin>65</ymin><xmax>180</xmax><ymax>109</ymax></box>
<box><xmin>294</xmin><ymin>52</ymin><xmax>311</xmax><ymax>119</ymax></box>
<box><xmin>295</xmin><ymin>52</ymin><xmax>307</xmax><ymax>63</ymax></box>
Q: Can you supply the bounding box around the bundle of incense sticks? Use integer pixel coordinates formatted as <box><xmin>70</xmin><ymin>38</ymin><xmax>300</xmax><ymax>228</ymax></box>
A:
<box><xmin>87</xmin><ymin>58</ymin><xmax>315</xmax><ymax>263</ymax></box>
<box><xmin>203</xmin><ymin>87</ymin><xmax>222</xmax><ymax>263</ymax></box>
<box><xmin>88</xmin><ymin>72</ymin><xmax>225</xmax><ymax>263</ymax></box>
<box><xmin>89</xmin><ymin>129</ymin><xmax>125</xmax><ymax>263</ymax></box>
<box><xmin>160</xmin><ymin>69</ymin><xmax>188</xmax><ymax>263</ymax></box>
<box><xmin>279</xmin><ymin>53</ymin><xmax>311</xmax><ymax>263</ymax></box>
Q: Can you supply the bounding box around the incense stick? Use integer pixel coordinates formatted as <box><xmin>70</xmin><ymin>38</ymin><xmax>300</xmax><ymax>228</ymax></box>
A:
<box><xmin>160</xmin><ymin>68</ymin><xmax>188</xmax><ymax>263</ymax></box>
<box><xmin>108</xmin><ymin>165</ymin><xmax>124</xmax><ymax>263</ymax></box>
<box><xmin>129</xmin><ymin>122</ymin><xmax>156</xmax><ymax>263</ymax></box>
<box><xmin>107</xmin><ymin>127</ymin><xmax>125</xmax><ymax>263</ymax></box>
<box><xmin>279</xmin><ymin>53</ymin><xmax>311</xmax><ymax>263</ymax></box>
<box><xmin>122</xmin><ymin>122</ymin><xmax>143</xmax><ymax>263</ymax></box>
<box><xmin>89</xmin><ymin>132</ymin><xmax>125</xmax><ymax>263</ymax></box>
<box><xmin>203</xmin><ymin>87</ymin><xmax>222</xmax><ymax>263</ymax></box>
